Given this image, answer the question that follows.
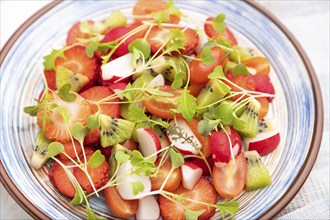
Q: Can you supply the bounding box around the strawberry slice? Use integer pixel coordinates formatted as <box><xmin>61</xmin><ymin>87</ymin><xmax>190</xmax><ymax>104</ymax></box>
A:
<box><xmin>66</xmin><ymin>21</ymin><xmax>93</xmax><ymax>46</ymax></box>
<box><xmin>204</xmin><ymin>17</ymin><xmax>238</xmax><ymax>45</ymax></box>
<box><xmin>80</xmin><ymin>86</ymin><xmax>120</xmax><ymax>144</ymax></box>
<box><xmin>254</xmin><ymin>74</ymin><xmax>275</xmax><ymax>102</ymax></box>
<box><xmin>101</xmin><ymin>22</ymin><xmax>146</xmax><ymax>57</ymax></box>
<box><xmin>44</xmin><ymin>70</ymin><xmax>56</xmax><ymax>91</ymax></box>
<box><xmin>159</xmin><ymin>177</ymin><xmax>217</xmax><ymax>220</ymax></box>
<box><xmin>58</xmin><ymin>140</ymin><xmax>83</xmax><ymax>161</ymax></box>
<box><xmin>55</xmin><ymin>45</ymin><xmax>99</xmax><ymax>89</ymax></box>
<box><xmin>147</xmin><ymin>27</ymin><xmax>198</xmax><ymax>55</ymax></box>
<box><xmin>37</xmin><ymin>93</ymin><xmax>92</xmax><ymax>142</ymax></box>
<box><xmin>73</xmin><ymin>150</ymin><xmax>110</xmax><ymax>193</ymax></box>
<box><xmin>49</xmin><ymin>159</ymin><xmax>76</xmax><ymax>198</ymax></box>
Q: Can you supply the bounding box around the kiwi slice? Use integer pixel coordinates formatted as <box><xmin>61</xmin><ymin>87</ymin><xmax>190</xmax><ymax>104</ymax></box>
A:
<box><xmin>257</xmin><ymin>118</ymin><xmax>276</xmax><ymax>133</ymax></box>
<box><xmin>30</xmin><ymin>132</ymin><xmax>52</xmax><ymax>169</ymax></box>
<box><xmin>109</xmin><ymin>143</ymin><xmax>133</xmax><ymax>176</ymax></box>
<box><xmin>224</xmin><ymin>61</ymin><xmax>237</xmax><ymax>73</ymax></box>
<box><xmin>244</xmin><ymin>150</ymin><xmax>271</xmax><ymax>191</ymax></box>
<box><xmin>56</xmin><ymin>66</ymin><xmax>89</xmax><ymax>92</ymax></box>
<box><xmin>229</xmin><ymin>46</ymin><xmax>257</xmax><ymax>63</ymax></box>
<box><xmin>131</xmin><ymin>72</ymin><xmax>155</xmax><ymax>98</ymax></box>
<box><xmin>150</xmin><ymin>55</ymin><xmax>187</xmax><ymax>83</ymax></box>
<box><xmin>99</xmin><ymin>114</ymin><xmax>135</xmax><ymax>147</ymax></box>
<box><xmin>196</xmin><ymin>79</ymin><xmax>230</xmax><ymax>109</ymax></box>
<box><xmin>235</xmin><ymin>98</ymin><xmax>260</xmax><ymax>138</ymax></box>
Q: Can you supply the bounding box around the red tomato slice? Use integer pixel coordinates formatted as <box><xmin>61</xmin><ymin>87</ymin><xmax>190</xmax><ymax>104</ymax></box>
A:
<box><xmin>212</xmin><ymin>153</ymin><xmax>247</xmax><ymax>199</ymax></box>
<box><xmin>225</xmin><ymin>71</ymin><xmax>256</xmax><ymax>101</ymax></box>
<box><xmin>204</xmin><ymin>17</ymin><xmax>238</xmax><ymax>45</ymax></box>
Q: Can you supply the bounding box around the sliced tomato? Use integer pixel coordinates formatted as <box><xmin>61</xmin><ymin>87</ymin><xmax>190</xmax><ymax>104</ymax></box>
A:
<box><xmin>243</xmin><ymin>57</ymin><xmax>270</xmax><ymax>75</ymax></box>
<box><xmin>120</xmin><ymin>139</ymin><xmax>138</xmax><ymax>151</ymax></box>
<box><xmin>151</xmin><ymin>160</ymin><xmax>182</xmax><ymax>192</ymax></box>
<box><xmin>66</xmin><ymin>21</ymin><xmax>94</xmax><ymax>46</ymax></box>
<box><xmin>142</xmin><ymin>85</ymin><xmax>181</xmax><ymax>119</ymax></box>
<box><xmin>190</xmin><ymin>47</ymin><xmax>228</xmax><ymax>84</ymax></box>
<box><xmin>204</xmin><ymin>17</ymin><xmax>238</xmax><ymax>45</ymax></box>
<box><xmin>44</xmin><ymin>70</ymin><xmax>56</xmax><ymax>90</ymax></box>
<box><xmin>256</xmin><ymin>97</ymin><xmax>269</xmax><ymax>120</ymax></box>
<box><xmin>225</xmin><ymin>71</ymin><xmax>256</xmax><ymax>101</ymax></box>
<box><xmin>187</xmin><ymin>118</ymin><xmax>211</xmax><ymax>158</ymax></box>
<box><xmin>187</xmin><ymin>83</ymin><xmax>204</xmax><ymax>97</ymax></box>
<box><xmin>104</xmin><ymin>186</ymin><xmax>138</xmax><ymax>219</ymax></box>
<box><xmin>212</xmin><ymin>153</ymin><xmax>247</xmax><ymax>199</ymax></box>
<box><xmin>253</xmin><ymin>74</ymin><xmax>275</xmax><ymax>102</ymax></box>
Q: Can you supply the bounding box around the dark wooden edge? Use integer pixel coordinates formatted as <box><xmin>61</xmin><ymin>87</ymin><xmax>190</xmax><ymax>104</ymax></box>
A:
<box><xmin>245</xmin><ymin>1</ymin><xmax>324</xmax><ymax>219</ymax></box>
<box><xmin>0</xmin><ymin>1</ymin><xmax>324</xmax><ymax>219</ymax></box>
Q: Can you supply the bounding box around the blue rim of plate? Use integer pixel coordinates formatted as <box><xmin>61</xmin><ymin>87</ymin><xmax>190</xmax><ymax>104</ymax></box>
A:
<box><xmin>0</xmin><ymin>1</ymin><xmax>323</xmax><ymax>220</ymax></box>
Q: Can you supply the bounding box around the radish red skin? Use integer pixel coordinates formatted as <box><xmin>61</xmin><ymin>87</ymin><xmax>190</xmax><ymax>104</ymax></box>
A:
<box><xmin>189</xmin><ymin>157</ymin><xmax>214</xmax><ymax>176</ymax></box>
<box><xmin>248</xmin><ymin>133</ymin><xmax>280</xmax><ymax>156</ymax></box>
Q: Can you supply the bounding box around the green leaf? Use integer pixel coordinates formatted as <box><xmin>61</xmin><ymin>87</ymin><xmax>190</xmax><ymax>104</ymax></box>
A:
<box><xmin>184</xmin><ymin>208</ymin><xmax>205</xmax><ymax>220</ymax></box>
<box><xmin>72</xmin><ymin>122</ymin><xmax>90</xmax><ymax>143</ymax></box>
<box><xmin>86</xmin><ymin>206</ymin><xmax>104</xmax><ymax>220</ymax></box>
<box><xmin>115</xmin><ymin>151</ymin><xmax>130</xmax><ymax>165</ymax></box>
<box><xmin>57</xmin><ymin>106</ymin><xmax>70</xmax><ymax>123</ymax></box>
<box><xmin>85</xmin><ymin>41</ymin><xmax>98</xmax><ymax>58</ymax></box>
<box><xmin>200</xmin><ymin>47</ymin><xmax>215</xmax><ymax>65</ymax></box>
<box><xmin>58</xmin><ymin>84</ymin><xmax>76</xmax><ymax>102</ymax></box>
<box><xmin>43</xmin><ymin>47</ymin><xmax>67</xmax><ymax>70</ymax></box>
<box><xmin>70</xmin><ymin>188</ymin><xmax>85</xmax><ymax>205</ymax></box>
<box><xmin>214</xmin><ymin>199</ymin><xmax>240</xmax><ymax>219</ymax></box>
<box><xmin>174</xmin><ymin>89</ymin><xmax>196</xmax><ymax>122</ymax></box>
<box><xmin>131</xmin><ymin>181</ymin><xmax>144</xmax><ymax>196</ymax></box>
<box><xmin>87</xmin><ymin>114</ymin><xmax>100</xmax><ymax>129</ymax></box>
<box><xmin>130</xmin><ymin>150</ymin><xmax>155</xmax><ymax>176</ymax></box>
<box><xmin>233</xmin><ymin>63</ymin><xmax>248</xmax><ymax>76</ymax></box>
<box><xmin>169</xmin><ymin>147</ymin><xmax>184</xmax><ymax>169</ymax></box>
<box><xmin>153</xmin><ymin>11</ymin><xmax>170</xmax><ymax>23</ymax></box>
<box><xmin>171</xmin><ymin>71</ymin><xmax>185</xmax><ymax>89</ymax></box>
<box><xmin>213</xmin><ymin>13</ymin><xmax>226</xmax><ymax>34</ymax></box>
<box><xmin>24</xmin><ymin>105</ymin><xmax>39</xmax><ymax>116</ymax></box>
<box><xmin>87</xmin><ymin>150</ymin><xmax>105</xmax><ymax>168</ymax></box>
<box><xmin>128</xmin><ymin>38</ymin><xmax>151</xmax><ymax>59</ymax></box>
<box><xmin>214</xmin><ymin>102</ymin><xmax>234</xmax><ymax>125</ymax></box>
<box><xmin>197</xmin><ymin>118</ymin><xmax>220</xmax><ymax>136</ymax></box>
<box><xmin>46</xmin><ymin>142</ymin><xmax>64</xmax><ymax>157</ymax></box>
<box><xmin>128</xmin><ymin>104</ymin><xmax>150</xmax><ymax>123</ymax></box>
<box><xmin>163</xmin><ymin>29</ymin><xmax>185</xmax><ymax>54</ymax></box>
<box><xmin>130</xmin><ymin>48</ymin><xmax>141</xmax><ymax>68</ymax></box>
<box><xmin>208</xmin><ymin>65</ymin><xmax>225</xmax><ymax>79</ymax></box>
<box><xmin>80</xmin><ymin>21</ymin><xmax>93</xmax><ymax>34</ymax></box>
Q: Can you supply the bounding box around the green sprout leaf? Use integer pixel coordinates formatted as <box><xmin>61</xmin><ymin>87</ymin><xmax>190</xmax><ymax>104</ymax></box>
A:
<box><xmin>72</xmin><ymin>122</ymin><xmax>90</xmax><ymax>143</ymax></box>
<box><xmin>208</xmin><ymin>65</ymin><xmax>225</xmax><ymax>79</ymax></box>
<box><xmin>131</xmin><ymin>181</ymin><xmax>144</xmax><ymax>196</ymax></box>
<box><xmin>174</xmin><ymin>89</ymin><xmax>196</xmax><ymax>122</ymax></box>
<box><xmin>24</xmin><ymin>105</ymin><xmax>39</xmax><ymax>116</ymax></box>
<box><xmin>200</xmin><ymin>47</ymin><xmax>215</xmax><ymax>65</ymax></box>
<box><xmin>171</xmin><ymin>71</ymin><xmax>185</xmax><ymax>89</ymax></box>
<box><xmin>128</xmin><ymin>104</ymin><xmax>169</xmax><ymax>128</ymax></box>
<box><xmin>213</xmin><ymin>13</ymin><xmax>226</xmax><ymax>34</ymax></box>
<box><xmin>115</xmin><ymin>151</ymin><xmax>130</xmax><ymax>166</ymax></box>
<box><xmin>43</xmin><ymin>47</ymin><xmax>68</xmax><ymax>70</ymax></box>
<box><xmin>214</xmin><ymin>102</ymin><xmax>234</xmax><ymax>125</ymax></box>
<box><xmin>70</xmin><ymin>187</ymin><xmax>85</xmax><ymax>205</ymax></box>
<box><xmin>86</xmin><ymin>206</ymin><xmax>104</xmax><ymax>220</ymax></box>
<box><xmin>87</xmin><ymin>114</ymin><xmax>100</xmax><ymax>129</ymax></box>
<box><xmin>197</xmin><ymin>118</ymin><xmax>220</xmax><ymax>136</ymax></box>
<box><xmin>87</xmin><ymin>150</ymin><xmax>105</xmax><ymax>168</ymax></box>
<box><xmin>233</xmin><ymin>63</ymin><xmax>248</xmax><ymax>76</ymax></box>
<box><xmin>85</xmin><ymin>40</ymin><xmax>98</xmax><ymax>58</ymax></box>
<box><xmin>169</xmin><ymin>147</ymin><xmax>184</xmax><ymax>169</ymax></box>
<box><xmin>130</xmin><ymin>150</ymin><xmax>155</xmax><ymax>176</ymax></box>
<box><xmin>58</xmin><ymin>84</ymin><xmax>76</xmax><ymax>102</ymax></box>
<box><xmin>214</xmin><ymin>199</ymin><xmax>240</xmax><ymax>219</ymax></box>
<box><xmin>46</xmin><ymin>142</ymin><xmax>64</xmax><ymax>157</ymax></box>
<box><xmin>164</xmin><ymin>29</ymin><xmax>185</xmax><ymax>54</ymax></box>
<box><xmin>80</xmin><ymin>21</ymin><xmax>93</xmax><ymax>34</ymax></box>
<box><xmin>128</xmin><ymin>38</ymin><xmax>151</xmax><ymax>60</ymax></box>
<box><xmin>184</xmin><ymin>208</ymin><xmax>205</xmax><ymax>220</ymax></box>
<box><xmin>57</xmin><ymin>106</ymin><xmax>70</xmax><ymax>123</ymax></box>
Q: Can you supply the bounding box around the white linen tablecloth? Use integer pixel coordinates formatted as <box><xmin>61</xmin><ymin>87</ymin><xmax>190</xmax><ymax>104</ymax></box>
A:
<box><xmin>1</xmin><ymin>1</ymin><xmax>329</xmax><ymax>219</ymax></box>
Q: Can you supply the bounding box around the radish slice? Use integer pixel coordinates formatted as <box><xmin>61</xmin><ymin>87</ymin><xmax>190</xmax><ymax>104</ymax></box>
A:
<box><xmin>147</xmin><ymin>74</ymin><xmax>165</xmax><ymax>88</ymax></box>
<box><xmin>136</xmin><ymin>196</ymin><xmax>160</xmax><ymax>220</ymax></box>
<box><xmin>137</xmin><ymin>128</ymin><xmax>161</xmax><ymax>162</ymax></box>
<box><xmin>181</xmin><ymin>162</ymin><xmax>203</xmax><ymax>190</ymax></box>
<box><xmin>244</xmin><ymin>130</ymin><xmax>280</xmax><ymax>156</ymax></box>
<box><xmin>101</xmin><ymin>53</ymin><xmax>134</xmax><ymax>81</ymax></box>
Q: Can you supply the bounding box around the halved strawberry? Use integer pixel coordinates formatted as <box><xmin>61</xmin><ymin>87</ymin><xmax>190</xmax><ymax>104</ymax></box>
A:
<box><xmin>225</xmin><ymin>71</ymin><xmax>256</xmax><ymax>101</ymax></box>
<box><xmin>101</xmin><ymin>22</ymin><xmax>146</xmax><ymax>57</ymax></box>
<box><xmin>66</xmin><ymin>21</ymin><xmax>93</xmax><ymax>46</ymax></box>
<box><xmin>44</xmin><ymin>70</ymin><xmax>56</xmax><ymax>91</ymax></box>
<box><xmin>146</xmin><ymin>27</ymin><xmax>199</xmax><ymax>55</ymax></box>
<box><xmin>58</xmin><ymin>140</ymin><xmax>83</xmax><ymax>161</ymax></box>
<box><xmin>55</xmin><ymin>45</ymin><xmax>99</xmax><ymax>90</ymax></box>
<box><xmin>73</xmin><ymin>150</ymin><xmax>110</xmax><ymax>193</ymax></box>
<box><xmin>37</xmin><ymin>93</ymin><xmax>92</xmax><ymax>143</ymax></box>
<box><xmin>80</xmin><ymin>86</ymin><xmax>120</xmax><ymax>144</ymax></box>
<box><xmin>159</xmin><ymin>177</ymin><xmax>217</xmax><ymax>220</ymax></box>
<box><xmin>204</xmin><ymin>17</ymin><xmax>238</xmax><ymax>45</ymax></box>
<box><xmin>254</xmin><ymin>74</ymin><xmax>275</xmax><ymax>102</ymax></box>
<box><xmin>49</xmin><ymin>159</ymin><xmax>76</xmax><ymax>198</ymax></box>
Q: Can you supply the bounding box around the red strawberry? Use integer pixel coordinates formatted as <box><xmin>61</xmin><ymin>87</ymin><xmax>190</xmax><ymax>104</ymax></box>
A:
<box><xmin>254</xmin><ymin>74</ymin><xmax>275</xmax><ymax>102</ymax></box>
<box><xmin>55</xmin><ymin>45</ymin><xmax>99</xmax><ymax>90</ymax></box>
<box><xmin>58</xmin><ymin>140</ymin><xmax>83</xmax><ymax>161</ymax></box>
<box><xmin>37</xmin><ymin>93</ymin><xmax>92</xmax><ymax>142</ymax></box>
<box><xmin>159</xmin><ymin>177</ymin><xmax>217</xmax><ymax>220</ymax></box>
<box><xmin>147</xmin><ymin>27</ymin><xmax>198</xmax><ymax>55</ymax></box>
<box><xmin>101</xmin><ymin>22</ymin><xmax>146</xmax><ymax>57</ymax></box>
<box><xmin>44</xmin><ymin>70</ymin><xmax>56</xmax><ymax>91</ymax></box>
<box><xmin>66</xmin><ymin>21</ymin><xmax>93</xmax><ymax>46</ymax></box>
<box><xmin>204</xmin><ymin>17</ymin><xmax>238</xmax><ymax>45</ymax></box>
<box><xmin>73</xmin><ymin>150</ymin><xmax>110</xmax><ymax>193</ymax></box>
<box><xmin>49</xmin><ymin>159</ymin><xmax>76</xmax><ymax>198</ymax></box>
<box><xmin>80</xmin><ymin>86</ymin><xmax>120</xmax><ymax>144</ymax></box>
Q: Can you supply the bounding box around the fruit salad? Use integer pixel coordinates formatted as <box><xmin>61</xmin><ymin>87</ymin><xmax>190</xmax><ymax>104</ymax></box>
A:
<box><xmin>24</xmin><ymin>0</ymin><xmax>280</xmax><ymax>219</ymax></box>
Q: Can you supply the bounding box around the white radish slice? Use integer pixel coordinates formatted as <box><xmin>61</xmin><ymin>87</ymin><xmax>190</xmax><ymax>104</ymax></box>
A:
<box><xmin>147</xmin><ymin>74</ymin><xmax>165</xmax><ymax>88</ymax></box>
<box><xmin>244</xmin><ymin>130</ymin><xmax>280</xmax><ymax>156</ymax></box>
<box><xmin>167</xmin><ymin>119</ymin><xmax>202</xmax><ymax>155</ymax></box>
<box><xmin>136</xmin><ymin>196</ymin><xmax>160</xmax><ymax>220</ymax></box>
<box><xmin>137</xmin><ymin>128</ymin><xmax>161</xmax><ymax>162</ymax></box>
<box><xmin>181</xmin><ymin>162</ymin><xmax>203</xmax><ymax>190</ymax></box>
<box><xmin>116</xmin><ymin>160</ymin><xmax>151</xmax><ymax>200</ymax></box>
<box><xmin>101</xmin><ymin>53</ymin><xmax>134</xmax><ymax>81</ymax></box>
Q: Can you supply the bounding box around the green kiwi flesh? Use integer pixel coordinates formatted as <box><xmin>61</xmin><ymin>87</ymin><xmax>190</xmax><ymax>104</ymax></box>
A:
<box><xmin>244</xmin><ymin>150</ymin><xmax>271</xmax><ymax>191</ymax></box>
<box><xmin>99</xmin><ymin>114</ymin><xmax>135</xmax><ymax>147</ymax></box>
<box><xmin>229</xmin><ymin>46</ymin><xmax>256</xmax><ymax>63</ymax></box>
<box><xmin>56</xmin><ymin>66</ymin><xmax>89</xmax><ymax>92</ymax></box>
<box><xmin>30</xmin><ymin>132</ymin><xmax>52</xmax><ymax>169</ymax></box>
<box><xmin>224</xmin><ymin>61</ymin><xmax>237</xmax><ymax>73</ymax></box>
<box><xmin>109</xmin><ymin>143</ymin><xmax>133</xmax><ymax>176</ymax></box>
<box><xmin>236</xmin><ymin>98</ymin><xmax>260</xmax><ymax>138</ymax></box>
